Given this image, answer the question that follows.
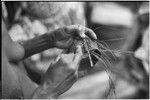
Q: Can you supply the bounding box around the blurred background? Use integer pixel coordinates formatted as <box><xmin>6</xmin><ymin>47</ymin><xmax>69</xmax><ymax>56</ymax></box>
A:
<box><xmin>2</xmin><ymin>1</ymin><xmax>149</xmax><ymax>99</ymax></box>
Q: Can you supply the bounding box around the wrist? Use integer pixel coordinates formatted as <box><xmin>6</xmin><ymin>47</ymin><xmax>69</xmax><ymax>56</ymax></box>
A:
<box><xmin>32</xmin><ymin>83</ymin><xmax>58</xmax><ymax>99</ymax></box>
<box><xmin>45</xmin><ymin>32</ymin><xmax>55</xmax><ymax>48</ymax></box>
<box><xmin>21</xmin><ymin>32</ymin><xmax>55</xmax><ymax>59</ymax></box>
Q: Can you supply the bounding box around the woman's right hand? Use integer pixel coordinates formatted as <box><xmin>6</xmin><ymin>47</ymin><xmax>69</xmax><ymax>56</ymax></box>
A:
<box><xmin>32</xmin><ymin>45</ymin><xmax>83</xmax><ymax>99</ymax></box>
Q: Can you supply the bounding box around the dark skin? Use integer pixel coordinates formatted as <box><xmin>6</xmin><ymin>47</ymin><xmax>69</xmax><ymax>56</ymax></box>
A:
<box><xmin>2</xmin><ymin>19</ymin><xmax>97</xmax><ymax>99</ymax></box>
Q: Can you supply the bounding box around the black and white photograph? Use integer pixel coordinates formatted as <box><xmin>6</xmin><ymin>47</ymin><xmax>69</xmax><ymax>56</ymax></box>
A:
<box><xmin>1</xmin><ymin>1</ymin><xmax>149</xmax><ymax>99</ymax></box>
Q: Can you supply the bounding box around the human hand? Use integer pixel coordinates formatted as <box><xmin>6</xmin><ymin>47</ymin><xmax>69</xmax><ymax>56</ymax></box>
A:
<box><xmin>51</xmin><ymin>25</ymin><xmax>97</xmax><ymax>49</ymax></box>
<box><xmin>32</xmin><ymin>45</ymin><xmax>82</xmax><ymax>99</ymax></box>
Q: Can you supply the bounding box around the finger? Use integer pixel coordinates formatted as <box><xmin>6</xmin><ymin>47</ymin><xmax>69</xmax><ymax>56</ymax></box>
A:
<box><xmin>68</xmin><ymin>25</ymin><xmax>97</xmax><ymax>40</ymax></box>
<box><xmin>73</xmin><ymin>45</ymin><xmax>83</xmax><ymax>65</ymax></box>
<box><xmin>85</xmin><ymin>28</ymin><xmax>97</xmax><ymax>40</ymax></box>
<box><xmin>76</xmin><ymin>25</ymin><xmax>86</xmax><ymax>38</ymax></box>
<box><xmin>79</xmin><ymin>31</ymin><xmax>86</xmax><ymax>39</ymax></box>
<box><xmin>75</xmin><ymin>25</ymin><xmax>97</xmax><ymax>40</ymax></box>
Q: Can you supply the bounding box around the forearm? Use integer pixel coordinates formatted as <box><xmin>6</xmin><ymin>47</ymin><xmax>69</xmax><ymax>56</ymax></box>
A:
<box><xmin>21</xmin><ymin>32</ymin><xmax>54</xmax><ymax>59</ymax></box>
<box><xmin>2</xmin><ymin>19</ymin><xmax>25</xmax><ymax>62</ymax></box>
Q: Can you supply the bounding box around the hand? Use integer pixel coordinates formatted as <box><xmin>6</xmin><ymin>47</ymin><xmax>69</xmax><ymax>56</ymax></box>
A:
<box><xmin>32</xmin><ymin>45</ymin><xmax>83</xmax><ymax>99</ymax></box>
<box><xmin>51</xmin><ymin>25</ymin><xmax>97</xmax><ymax>49</ymax></box>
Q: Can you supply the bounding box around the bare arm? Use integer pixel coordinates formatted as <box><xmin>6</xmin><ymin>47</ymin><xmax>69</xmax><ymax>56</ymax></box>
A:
<box><xmin>2</xmin><ymin>19</ymin><xmax>25</xmax><ymax>62</ymax></box>
<box><xmin>21</xmin><ymin>32</ymin><xmax>54</xmax><ymax>59</ymax></box>
<box><xmin>3</xmin><ymin>20</ymin><xmax>96</xmax><ymax>62</ymax></box>
<box><xmin>2</xmin><ymin>19</ymin><xmax>55</xmax><ymax>62</ymax></box>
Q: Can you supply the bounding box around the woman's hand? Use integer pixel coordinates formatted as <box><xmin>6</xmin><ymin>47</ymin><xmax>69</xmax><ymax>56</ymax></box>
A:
<box><xmin>20</xmin><ymin>24</ymin><xmax>97</xmax><ymax>60</ymax></box>
<box><xmin>51</xmin><ymin>25</ymin><xmax>97</xmax><ymax>49</ymax></box>
<box><xmin>32</xmin><ymin>45</ymin><xmax>83</xmax><ymax>99</ymax></box>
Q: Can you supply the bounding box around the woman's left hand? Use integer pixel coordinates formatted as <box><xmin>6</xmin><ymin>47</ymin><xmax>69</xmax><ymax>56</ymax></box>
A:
<box><xmin>50</xmin><ymin>25</ymin><xmax>97</xmax><ymax>49</ymax></box>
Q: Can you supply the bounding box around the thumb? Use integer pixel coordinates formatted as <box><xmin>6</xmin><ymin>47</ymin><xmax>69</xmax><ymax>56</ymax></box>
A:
<box><xmin>73</xmin><ymin>45</ymin><xmax>83</xmax><ymax>66</ymax></box>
